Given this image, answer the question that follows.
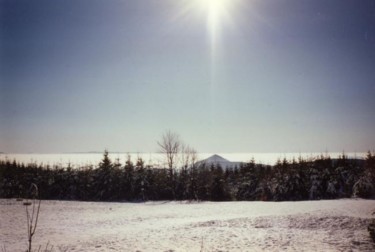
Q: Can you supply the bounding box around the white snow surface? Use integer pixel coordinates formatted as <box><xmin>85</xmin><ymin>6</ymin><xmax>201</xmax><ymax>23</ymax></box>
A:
<box><xmin>1</xmin><ymin>199</ymin><xmax>374</xmax><ymax>251</ymax></box>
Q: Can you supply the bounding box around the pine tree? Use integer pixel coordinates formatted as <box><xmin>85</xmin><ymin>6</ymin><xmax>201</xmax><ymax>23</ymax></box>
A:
<box><xmin>95</xmin><ymin>150</ymin><xmax>114</xmax><ymax>200</ymax></box>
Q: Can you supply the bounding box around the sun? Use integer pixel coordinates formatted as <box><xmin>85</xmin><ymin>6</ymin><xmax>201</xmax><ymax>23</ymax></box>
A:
<box><xmin>191</xmin><ymin>0</ymin><xmax>235</xmax><ymax>58</ymax></box>
<box><xmin>197</xmin><ymin>0</ymin><xmax>230</xmax><ymax>15</ymax></box>
<box><xmin>207</xmin><ymin>0</ymin><xmax>227</xmax><ymax>35</ymax></box>
<box><xmin>205</xmin><ymin>0</ymin><xmax>229</xmax><ymax>20</ymax></box>
<box><xmin>174</xmin><ymin>0</ymin><xmax>240</xmax><ymax>80</ymax></box>
<box><xmin>197</xmin><ymin>0</ymin><xmax>232</xmax><ymax>34</ymax></box>
<box><xmin>174</xmin><ymin>0</ymin><xmax>237</xmax><ymax>40</ymax></box>
<box><xmin>171</xmin><ymin>0</ymin><xmax>241</xmax><ymax>115</ymax></box>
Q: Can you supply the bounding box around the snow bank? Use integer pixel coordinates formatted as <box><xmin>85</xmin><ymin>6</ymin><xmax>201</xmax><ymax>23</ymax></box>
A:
<box><xmin>1</xmin><ymin>199</ymin><xmax>374</xmax><ymax>251</ymax></box>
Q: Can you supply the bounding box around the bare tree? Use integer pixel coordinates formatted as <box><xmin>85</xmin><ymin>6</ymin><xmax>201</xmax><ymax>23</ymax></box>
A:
<box><xmin>158</xmin><ymin>130</ymin><xmax>182</xmax><ymax>169</ymax></box>
<box><xmin>24</xmin><ymin>183</ymin><xmax>41</xmax><ymax>252</ymax></box>
<box><xmin>181</xmin><ymin>144</ymin><xmax>198</xmax><ymax>169</ymax></box>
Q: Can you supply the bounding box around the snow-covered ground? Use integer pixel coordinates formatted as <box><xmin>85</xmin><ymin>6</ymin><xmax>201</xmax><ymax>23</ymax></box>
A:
<box><xmin>1</xmin><ymin>199</ymin><xmax>374</xmax><ymax>251</ymax></box>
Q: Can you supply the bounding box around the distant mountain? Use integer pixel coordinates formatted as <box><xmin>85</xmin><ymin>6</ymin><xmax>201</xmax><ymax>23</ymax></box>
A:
<box><xmin>195</xmin><ymin>154</ymin><xmax>243</xmax><ymax>169</ymax></box>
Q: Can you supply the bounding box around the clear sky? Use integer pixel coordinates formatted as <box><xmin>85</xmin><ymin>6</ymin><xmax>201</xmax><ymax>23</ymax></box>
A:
<box><xmin>1</xmin><ymin>0</ymin><xmax>375</xmax><ymax>153</ymax></box>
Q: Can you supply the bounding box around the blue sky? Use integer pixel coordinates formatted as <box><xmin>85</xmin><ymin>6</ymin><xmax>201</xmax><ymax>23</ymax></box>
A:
<box><xmin>1</xmin><ymin>0</ymin><xmax>375</xmax><ymax>153</ymax></box>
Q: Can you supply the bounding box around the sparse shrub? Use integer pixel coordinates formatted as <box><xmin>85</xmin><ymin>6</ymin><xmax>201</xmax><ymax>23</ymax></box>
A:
<box><xmin>22</xmin><ymin>184</ymin><xmax>55</xmax><ymax>252</ymax></box>
<box><xmin>369</xmin><ymin>212</ymin><xmax>375</xmax><ymax>243</ymax></box>
<box><xmin>24</xmin><ymin>183</ymin><xmax>41</xmax><ymax>252</ymax></box>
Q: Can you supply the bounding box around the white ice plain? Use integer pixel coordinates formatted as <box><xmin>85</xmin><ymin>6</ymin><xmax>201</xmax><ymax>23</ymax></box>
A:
<box><xmin>1</xmin><ymin>199</ymin><xmax>374</xmax><ymax>251</ymax></box>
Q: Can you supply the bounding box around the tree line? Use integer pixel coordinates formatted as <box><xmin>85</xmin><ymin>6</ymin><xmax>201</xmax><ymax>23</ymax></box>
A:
<box><xmin>1</xmin><ymin>151</ymin><xmax>374</xmax><ymax>201</ymax></box>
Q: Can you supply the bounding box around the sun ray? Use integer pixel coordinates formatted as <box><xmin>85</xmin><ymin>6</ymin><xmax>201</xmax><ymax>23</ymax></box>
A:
<box><xmin>199</xmin><ymin>0</ymin><xmax>234</xmax><ymax>115</ymax></box>
<box><xmin>170</xmin><ymin>0</ymin><xmax>242</xmax><ymax>121</ymax></box>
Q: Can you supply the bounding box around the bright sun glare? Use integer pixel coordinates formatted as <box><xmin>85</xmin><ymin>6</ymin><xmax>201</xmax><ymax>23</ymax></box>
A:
<box><xmin>177</xmin><ymin>0</ymin><xmax>238</xmax><ymax>46</ymax></box>
<box><xmin>199</xmin><ymin>0</ymin><xmax>231</xmax><ymax>34</ymax></box>
<box><xmin>194</xmin><ymin>0</ymin><xmax>235</xmax><ymax>109</ymax></box>
<box><xmin>179</xmin><ymin>0</ymin><xmax>240</xmax><ymax>100</ymax></box>
<box><xmin>192</xmin><ymin>0</ymin><xmax>235</xmax><ymax>57</ymax></box>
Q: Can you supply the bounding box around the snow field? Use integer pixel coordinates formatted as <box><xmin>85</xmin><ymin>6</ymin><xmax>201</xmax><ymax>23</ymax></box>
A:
<box><xmin>1</xmin><ymin>199</ymin><xmax>374</xmax><ymax>251</ymax></box>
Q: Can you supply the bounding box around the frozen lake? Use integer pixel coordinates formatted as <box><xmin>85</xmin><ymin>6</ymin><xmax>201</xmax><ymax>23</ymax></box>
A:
<box><xmin>1</xmin><ymin>199</ymin><xmax>374</xmax><ymax>251</ymax></box>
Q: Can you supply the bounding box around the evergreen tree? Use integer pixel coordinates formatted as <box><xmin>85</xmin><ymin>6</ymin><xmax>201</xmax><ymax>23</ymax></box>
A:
<box><xmin>210</xmin><ymin>165</ymin><xmax>230</xmax><ymax>201</ymax></box>
<box><xmin>353</xmin><ymin>151</ymin><xmax>375</xmax><ymax>198</ymax></box>
<box><xmin>94</xmin><ymin>150</ymin><xmax>114</xmax><ymax>200</ymax></box>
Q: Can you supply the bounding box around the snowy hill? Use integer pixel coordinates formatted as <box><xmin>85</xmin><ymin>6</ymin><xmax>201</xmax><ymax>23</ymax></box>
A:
<box><xmin>196</xmin><ymin>154</ymin><xmax>242</xmax><ymax>169</ymax></box>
